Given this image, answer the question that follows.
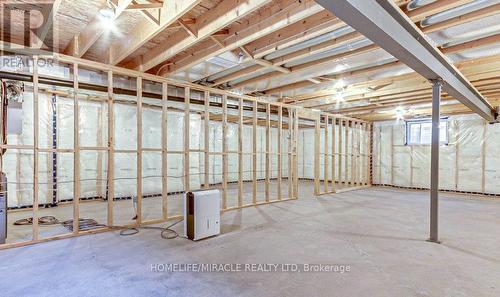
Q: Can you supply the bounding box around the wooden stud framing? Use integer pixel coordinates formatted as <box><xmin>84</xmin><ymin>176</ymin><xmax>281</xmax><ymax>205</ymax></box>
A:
<box><xmin>161</xmin><ymin>83</ymin><xmax>168</xmax><ymax>219</ymax></box>
<box><xmin>136</xmin><ymin>77</ymin><xmax>143</xmax><ymax>225</ymax></box>
<box><xmin>0</xmin><ymin>53</ymin><xmax>311</xmax><ymax>249</ymax></box>
<box><xmin>252</xmin><ymin>100</ymin><xmax>257</xmax><ymax>204</ymax></box>
<box><xmin>238</xmin><ymin>98</ymin><xmax>244</xmax><ymax>207</ymax></box>
<box><xmin>107</xmin><ymin>71</ymin><xmax>115</xmax><ymax>225</ymax></box>
<box><xmin>288</xmin><ymin>109</ymin><xmax>293</xmax><ymax>199</ymax></box>
<box><xmin>324</xmin><ymin>115</ymin><xmax>329</xmax><ymax>193</ymax></box>
<box><xmin>455</xmin><ymin>122</ymin><xmax>460</xmax><ymax>190</ymax></box>
<box><xmin>72</xmin><ymin>62</ymin><xmax>80</xmax><ymax>234</ymax></box>
<box><xmin>338</xmin><ymin>119</ymin><xmax>343</xmax><ymax>184</ymax></box>
<box><xmin>390</xmin><ymin>125</ymin><xmax>394</xmax><ymax>185</ymax></box>
<box><xmin>481</xmin><ymin>122</ymin><xmax>487</xmax><ymax>193</ymax></box>
<box><xmin>265</xmin><ymin>103</ymin><xmax>270</xmax><ymax>202</ymax></box>
<box><xmin>351</xmin><ymin>122</ymin><xmax>356</xmax><ymax>186</ymax></box>
<box><xmin>204</xmin><ymin>91</ymin><xmax>210</xmax><ymax>189</ymax></box>
<box><xmin>32</xmin><ymin>56</ymin><xmax>40</xmax><ymax>240</ymax></box>
<box><xmin>277</xmin><ymin>106</ymin><xmax>283</xmax><ymax>200</ymax></box>
<box><xmin>292</xmin><ymin>110</ymin><xmax>299</xmax><ymax>199</ymax></box>
<box><xmin>345</xmin><ymin>120</ymin><xmax>349</xmax><ymax>184</ymax></box>
<box><xmin>184</xmin><ymin>87</ymin><xmax>190</xmax><ymax>193</ymax></box>
<box><xmin>331</xmin><ymin>117</ymin><xmax>336</xmax><ymax>192</ymax></box>
<box><xmin>314</xmin><ymin>116</ymin><xmax>320</xmax><ymax>195</ymax></box>
<box><xmin>316</xmin><ymin>115</ymin><xmax>372</xmax><ymax>195</ymax></box>
<box><xmin>222</xmin><ymin>94</ymin><xmax>228</xmax><ymax>209</ymax></box>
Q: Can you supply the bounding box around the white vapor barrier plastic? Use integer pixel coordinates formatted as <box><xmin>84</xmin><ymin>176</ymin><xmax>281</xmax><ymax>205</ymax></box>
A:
<box><xmin>373</xmin><ymin>115</ymin><xmax>500</xmax><ymax>195</ymax></box>
<box><xmin>302</xmin><ymin>124</ymin><xmax>370</xmax><ymax>184</ymax></box>
<box><xmin>3</xmin><ymin>91</ymin><xmax>296</xmax><ymax>207</ymax></box>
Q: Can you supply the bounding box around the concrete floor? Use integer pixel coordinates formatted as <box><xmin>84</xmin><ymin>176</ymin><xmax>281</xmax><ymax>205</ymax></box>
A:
<box><xmin>6</xmin><ymin>180</ymin><xmax>347</xmax><ymax>243</ymax></box>
<box><xmin>1</xmin><ymin>186</ymin><xmax>500</xmax><ymax>296</ymax></box>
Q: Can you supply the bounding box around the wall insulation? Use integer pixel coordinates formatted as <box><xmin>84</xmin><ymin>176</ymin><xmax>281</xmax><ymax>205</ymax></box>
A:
<box><xmin>373</xmin><ymin>115</ymin><xmax>500</xmax><ymax>195</ymax></box>
<box><xmin>2</xmin><ymin>91</ymin><xmax>295</xmax><ymax>208</ymax></box>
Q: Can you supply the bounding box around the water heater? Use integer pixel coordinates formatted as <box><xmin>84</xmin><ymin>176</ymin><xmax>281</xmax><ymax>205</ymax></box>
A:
<box><xmin>184</xmin><ymin>189</ymin><xmax>220</xmax><ymax>241</ymax></box>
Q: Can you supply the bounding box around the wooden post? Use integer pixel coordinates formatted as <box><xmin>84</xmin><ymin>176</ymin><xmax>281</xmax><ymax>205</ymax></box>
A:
<box><xmin>288</xmin><ymin>109</ymin><xmax>293</xmax><ymax>198</ymax></box>
<box><xmin>265</xmin><ymin>103</ymin><xmax>270</xmax><ymax>202</ymax></box>
<box><xmin>324</xmin><ymin>115</ymin><xmax>329</xmax><ymax>193</ymax></box>
<box><xmin>96</xmin><ymin>102</ymin><xmax>104</xmax><ymax>198</ymax></box>
<box><xmin>184</xmin><ymin>87</ymin><xmax>190</xmax><ymax>193</ymax></box>
<box><xmin>32</xmin><ymin>56</ymin><xmax>40</xmax><ymax>240</ymax></box>
<box><xmin>222</xmin><ymin>94</ymin><xmax>228</xmax><ymax>209</ymax></box>
<box><xmin>377</xmin><ymin>126</ymin><xmax>382</xmax><ymax>185</ymax></box>
<box><xmin>338</xmin><ymin>119</ymin><xmax>343</xmax><ymax>184</ymax></box>
<box><xmin>161</xmin><ymin>82</ymin><xmax>168</xmax><ymax>219</ymax></box>
<box><xmin>367</xmin><ymin>123</ymin><xmax>372</xmax><ymax>185</ymax></box>
<box><xmin>204</xmin><ymin>91</ymin><xmax>210</xmax><ymax>189</ymax></box>
<box><xmin>314</xmin><ymin>116</ymin><xmax>321</xmax><ymax>196</ymax></box>
<box><xmin>351</xmin><ymin>122</ymin><xmax>356</xmax><ymax>186</ymax></box>
<box><xmin>277</xmin><ymin>106</ymin><xmax>282</xmax><ymax>200</ymax></box>
<box><xmin>252</xmin><ymin>100</ymin><xmax>257</xmax><ymax>204</ymax></box>
<box><xmin>238</xmin><ymin>98</ymin><xmax>243</xmax><ymax>207</ymax></box>
<box><xmin>73</xmin><ymin>62</ymin><xmax>80</xmax><ymax>234</ymax></box>
<box><xmin>331</xmin><ymin>117</ymin><xmax>336</xmax><ymax>192</ymax></box>
<box><xmin>345</xmin><ymin>120</ymin><xmax>349</xmax><ymax>184</ymax></box>
<box><xmin>314</xmin><ymin>116</ymin><xmax>320</xmax><ymax>195</ymax></box>
<box><xmin>390</xmin><ymin>125</ymin><xmax>394</xmax><ymax>185</ymax></box>
<box><xmin>293</xmin><ymin>110</ymin><xmax>299</xmax><ymax>198</ymax></box>
<box><xmin>455</xmin><ymin>121</ymin><xmax>459</xmax><ymax>191</ymax></box>
<box><xmin>136</xmin><ymin>77</ymin><xmax>143</xmax><ymax>225</ymax></box>
<box><xmin>481</xmin><ymin>122</ymin><xmax>487</xmax><ymax>193</ymax></box>
<box><xmin>107</xmin><ymin>70</ymin><xmax>114</xmax><ymax>226</ymax></box>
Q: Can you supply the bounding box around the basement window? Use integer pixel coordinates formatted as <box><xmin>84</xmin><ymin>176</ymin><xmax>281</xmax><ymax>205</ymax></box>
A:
<box><xmin>405</xmin><ymin>119</ymin><xmax>448</xmax><ymax>145</ymax></box>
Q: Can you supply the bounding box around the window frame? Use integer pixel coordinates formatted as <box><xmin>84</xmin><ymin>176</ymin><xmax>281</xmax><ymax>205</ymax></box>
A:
<box><xmin>405</xmin><ymin>118</ymin><xmax>449</xmax><ymax>146</ymax></box>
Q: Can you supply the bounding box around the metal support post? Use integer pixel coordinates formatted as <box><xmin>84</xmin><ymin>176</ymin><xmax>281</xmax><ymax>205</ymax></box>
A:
<box><xmin>429</xmin><ymin>79</ymin><xmax>441</xmax><ymax>243</ymax></box>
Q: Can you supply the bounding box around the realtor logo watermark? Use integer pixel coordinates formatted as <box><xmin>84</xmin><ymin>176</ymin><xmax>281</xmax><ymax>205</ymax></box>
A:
<box><xmin>151</xmin><ymin>263</ymin><xmax>351</xmax><ymax>274</ymax></box>
<box><xmin>1</xmin><ymin>1</ymin><xmax>57</xmax><ymax>60</ymax></box>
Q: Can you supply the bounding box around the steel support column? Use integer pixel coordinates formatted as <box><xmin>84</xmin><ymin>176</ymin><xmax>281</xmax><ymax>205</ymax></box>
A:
<box><xmin>429</xmin><ymin>80</ymin><xmax>441</xmax><ymax>243</ymax></box>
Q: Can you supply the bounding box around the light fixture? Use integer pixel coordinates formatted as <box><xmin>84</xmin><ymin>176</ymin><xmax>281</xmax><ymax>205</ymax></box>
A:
<box><xmin>335</xmin><ymin>92</ymin><xmax>344</xmax><ymax>102</ymax></box>
<box><xmin>333</xmin><ymin>79</ymin><xmax>345</xmax><ymax>89</ymax></box>
<box><xmin>395</xmin><ymin>106</ymin><xmax>406</xmax><ymax>120</ymax></box>
<box><xmin>98</xmin><ymin>0</ymin><xmax>116</xmax><ymax>27</ymax></box>
<box><xmin>238</xmin><ymin>52</ymin><xmax>245</xmax><ymax>64</ymax></box>
<box><xmin>99</xmin><ymin>7</ymin><xmax>115</xmax><ymax>19</ymax></box>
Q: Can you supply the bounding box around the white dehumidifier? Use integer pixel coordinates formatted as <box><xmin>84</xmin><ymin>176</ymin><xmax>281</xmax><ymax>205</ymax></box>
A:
<box><xmin>183</xmin><ymin>189</ymin><xmax>220</xmax><ymax>241</ymax></box>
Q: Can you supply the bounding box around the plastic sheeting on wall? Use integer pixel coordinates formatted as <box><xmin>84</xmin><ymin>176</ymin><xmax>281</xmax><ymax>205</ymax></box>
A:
<box><xmin>2</xmin><ymin>91</ymin><xmax>293</xmax><ymax>207</ymax></box>
<box><xmin>373</xmin><ymin>115</ymin><xmax>500</xmax><ymax>195</ymax></box>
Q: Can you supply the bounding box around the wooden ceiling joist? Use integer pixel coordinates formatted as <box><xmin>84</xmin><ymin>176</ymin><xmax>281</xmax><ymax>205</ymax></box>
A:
<box><xmin>226</xmin><ymin>0</ymin><xmax>495</xmax><ymax>98</ymax></box>
<box><xmin>293</xmin><ymin>53</ymin><xmax>500</xmax><ymax>103</ymax></box>
<box><xmin>64</xmin><ymin>0</ymin><xmax>134</xmax><ymax>57</ymax></box>
<box><xmin>35</xmin><ymin>0</ymin><xmax>63</xmax><ymax>49</ymax></box>
<box><xmin>153</xmin><ymin>0</ymin><xmax>324</xmax><ymax>75</ymax></box>
<box><xmin>132</xmin><ymin>0</ymin><xmax>283</xmax><ymax>73</ymax></box>
<box><xmin>201</xmin><ymin>0</ymin><xmax>483</xmax><ymax>94</ymax></box>
<box><xmin>104</xmin><ymin>0</ymin><xmax>202</xmax><ymax>65</ymax></box>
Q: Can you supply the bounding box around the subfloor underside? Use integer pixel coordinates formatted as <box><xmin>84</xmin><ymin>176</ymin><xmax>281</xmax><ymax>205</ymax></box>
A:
<box><xmin>1</xmin><ymin>186</ymin><xmax>499</xmax><ymax>297</ymax></box>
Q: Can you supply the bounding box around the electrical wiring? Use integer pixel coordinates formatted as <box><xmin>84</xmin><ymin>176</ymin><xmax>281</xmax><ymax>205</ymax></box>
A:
<box><xmin>12</xmin><ymin>215</ymin><xmax>183</xmax><ymax>239</ymax></box>
<box><xmin>115</xmin><ymin>219</ymin><xmax>184</xmax><ymax>240</ymax></box>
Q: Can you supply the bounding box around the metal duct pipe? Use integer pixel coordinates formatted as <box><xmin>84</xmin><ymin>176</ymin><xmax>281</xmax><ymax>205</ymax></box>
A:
<box><xmin>421</xmin><ymin>0</ymin><xmax>499</xmax><ymax>27</ymax></box>
<box><xmin>407</xmin><ymin>0</ymin><xmax>435</xmax><ymax>10</ymax></box>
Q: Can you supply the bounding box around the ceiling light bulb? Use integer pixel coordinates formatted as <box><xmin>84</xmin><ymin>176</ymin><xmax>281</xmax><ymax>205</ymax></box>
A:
<box><xmin>335</xmin><ymin>92</ymin><xmax>344</xmax><ymax>102</ymax></box>
<box><xmin>99</xmin><ymin>7</ymin><xmax>115</xmax><ymax>19</ymax></box>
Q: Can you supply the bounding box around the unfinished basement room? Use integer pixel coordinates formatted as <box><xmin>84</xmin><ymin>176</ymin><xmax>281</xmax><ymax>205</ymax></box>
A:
<box><xmin>0</xmin><ymin>0</ymin><xmax>500</xmax><ymax>296</ymax></box>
